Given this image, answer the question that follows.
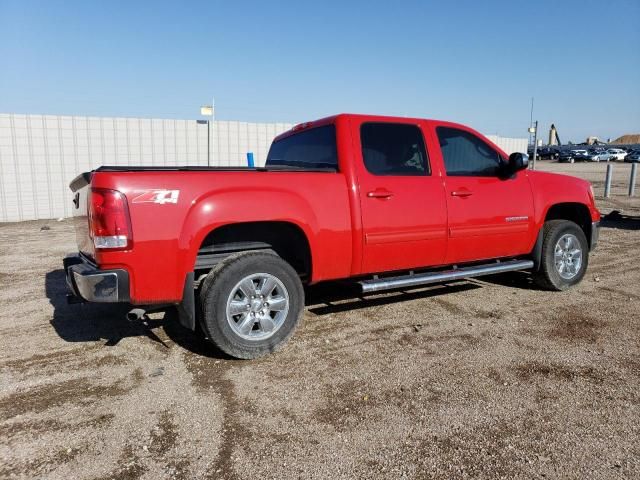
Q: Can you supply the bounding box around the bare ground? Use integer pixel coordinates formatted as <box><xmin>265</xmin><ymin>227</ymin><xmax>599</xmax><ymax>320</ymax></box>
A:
<box><xmin>1</xmin><ymin>162</ymin><xmax>639</xmax><ymax>479</ymax></box>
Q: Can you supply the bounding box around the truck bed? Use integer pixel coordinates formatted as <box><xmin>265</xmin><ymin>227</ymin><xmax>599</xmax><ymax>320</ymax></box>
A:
<box><xmin>70</xmin><ymin>166</ymin><xmax>354</xmax><ymax>303</ymax></box>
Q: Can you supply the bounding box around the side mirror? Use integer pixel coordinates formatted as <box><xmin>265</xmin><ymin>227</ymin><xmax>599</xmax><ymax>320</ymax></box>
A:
<box><xmin>508</xmin><ymin>152</ymin><xmax>529</xmax><ymax>173</ymax></box>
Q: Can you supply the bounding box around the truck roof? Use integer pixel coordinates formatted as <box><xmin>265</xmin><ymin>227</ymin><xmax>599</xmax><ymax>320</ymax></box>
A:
<box><xmin>273</xmin><ymin>113</ymin><xmax>465</xmax><ymax>143</ymax></box>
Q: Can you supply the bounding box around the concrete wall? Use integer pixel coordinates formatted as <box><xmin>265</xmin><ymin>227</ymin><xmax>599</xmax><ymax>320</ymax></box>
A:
<box><xmin>0</xmin><ymin>113</ymin><xmax>527</xmax><ymax>222</ymax></box>
<box><xmin>485</xmin><ymin>134</ymin><xmax>528</xmax><ymax>156</ymax></box>
<box><xmin>0</xmin><ymin>114</ymin><xmax>292</xmax><ymax>221</ymax></box>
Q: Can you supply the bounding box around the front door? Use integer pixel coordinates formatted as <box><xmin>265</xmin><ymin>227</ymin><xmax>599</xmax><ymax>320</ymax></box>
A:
<box><xmin>353</xmin><ymin>120</ymin><xmax>448</xmax><ymax>274</ymax></box>
<box><xmin>435</xmin><ymin>125</ymin><xmax>534</xmax><ymax>264</ymax></box>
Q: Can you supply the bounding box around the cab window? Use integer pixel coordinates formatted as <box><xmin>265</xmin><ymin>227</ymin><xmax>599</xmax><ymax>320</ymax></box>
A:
<box><xmin>437</xmin><ymin>127</ymin><xmax>502</xmax><ymax>177</ymax></box>
<box><xmin>360</xmin><ymin>123</ymin><xmax>430</xmax><ymax>176</ymax></box>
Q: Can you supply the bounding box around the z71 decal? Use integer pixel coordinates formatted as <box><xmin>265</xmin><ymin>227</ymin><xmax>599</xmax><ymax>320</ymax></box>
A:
<box><xmin>132</xmin><ymin>190</ymin><xmax>180</xmax><ymax>205</ymax></box>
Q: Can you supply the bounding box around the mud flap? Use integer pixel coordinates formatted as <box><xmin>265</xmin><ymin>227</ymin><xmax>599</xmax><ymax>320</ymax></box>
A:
<box><xmin>531</xmin><ymin>228</ymin><xmax>544</xmax><ymax>272</ymax></box>
<box><xmin>177</xmin><ymin>272</ymin><xmax>196</xmax><ymax>330</ymax></box>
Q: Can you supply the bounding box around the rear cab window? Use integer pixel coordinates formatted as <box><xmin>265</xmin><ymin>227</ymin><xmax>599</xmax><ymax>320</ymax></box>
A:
<box><xmin>360</xmin><ymin>123</ymin><xmax>430</xmax><ymax>176</ymax></box>
<box><xmin>266</xmin><ymin>125</ymin><xmax>338</xmax><ymax>170</ymax></box>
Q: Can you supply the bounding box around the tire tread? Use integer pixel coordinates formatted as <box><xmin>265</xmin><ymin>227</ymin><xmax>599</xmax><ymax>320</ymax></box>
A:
<box><xmin>198</xmin><ymin>251</ymin><xmax>303</xmax><ymax>359</ymax></box>
<box><xmin>533</xmin><ymin>219</ymin><xmax>588</xmax><ymax>291</ymax></box>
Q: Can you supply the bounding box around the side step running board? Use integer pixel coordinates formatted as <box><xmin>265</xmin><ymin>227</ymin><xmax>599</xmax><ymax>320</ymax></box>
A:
<box><xmin>359</xmin><ymin>259</ymin><xmax>534</xmax><ymax>293</ymax></box>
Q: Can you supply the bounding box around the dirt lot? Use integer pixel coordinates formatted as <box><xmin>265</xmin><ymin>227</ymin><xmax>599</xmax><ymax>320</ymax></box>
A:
<box><xmin>1</xmin><ymin>162</ymin><xmax>639</xmax><ymax>479</ymax></box>
<box><xmin>538</xmin><ymin>160</ymin><xmax>640</xmax><ymax>205</ymax></box>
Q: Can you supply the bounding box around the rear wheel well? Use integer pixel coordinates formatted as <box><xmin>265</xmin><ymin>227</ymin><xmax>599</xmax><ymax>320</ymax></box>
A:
<box><xmin>196</xmin><ymin>221</ymin><xmax>312</xmax><ymax>283</ymax></box>
<box><xmin>544</xmin><ymin>203</ymin><xmax>592</xmax><ymax>247</ymax></box>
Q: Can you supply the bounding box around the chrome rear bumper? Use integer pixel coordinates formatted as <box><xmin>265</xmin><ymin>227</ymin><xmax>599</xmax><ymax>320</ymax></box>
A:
<box><xmin>63</xmin><ymin>254</ymin><xmax>130</xmax><ymax>303</ymax></box>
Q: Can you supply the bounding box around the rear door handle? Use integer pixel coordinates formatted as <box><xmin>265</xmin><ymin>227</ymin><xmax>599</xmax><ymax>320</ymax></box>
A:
<box><xmin>367</xmin><ymin>189</ymin><xmax>394</xmax><ymax>199</ymax></box>
<box><xmin>451</xmin><ymin>190</ymin><xmax>473</xmax><ymax>197</ymax></box>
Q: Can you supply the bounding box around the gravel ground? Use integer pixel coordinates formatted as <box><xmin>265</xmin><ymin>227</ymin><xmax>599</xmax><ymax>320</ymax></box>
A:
<box><xmin>1</xmin><ymin>162</ymin><xmax>639</xmax><ymax>479</ymax></box>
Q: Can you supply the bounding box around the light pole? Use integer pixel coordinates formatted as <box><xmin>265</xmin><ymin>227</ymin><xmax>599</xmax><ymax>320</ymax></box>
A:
<box><xmin>528</xmin><ymin>121</ymin><xmax>538</xmax><ymax>170</ymax></box>
<box><xmin>528</xmin><ymin>97</ymin><xmax>534</xmax><ymax>147</ymax></box>
<box><xmin>200</xmin><ymin>97</ymin><xmax>215</xmax><ymax>167</ymax></box>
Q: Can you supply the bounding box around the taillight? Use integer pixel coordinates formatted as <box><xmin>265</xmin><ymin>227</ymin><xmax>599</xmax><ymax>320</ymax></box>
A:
<box><xmin>88</xmin><ymin>188</ymin><xmax>132</xmax><ymax>250</ymax></box>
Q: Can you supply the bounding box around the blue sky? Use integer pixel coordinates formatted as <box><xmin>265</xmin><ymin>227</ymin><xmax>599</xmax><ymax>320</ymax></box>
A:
<box><xmin>1</xmin><ymin>0</ymin><xmax>638</xmax><ymax>142</ymax></box>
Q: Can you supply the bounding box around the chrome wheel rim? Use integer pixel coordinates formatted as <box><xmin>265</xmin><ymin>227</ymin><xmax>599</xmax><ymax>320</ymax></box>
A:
<box><xmin>554</xmin><ymin>234</ymin><xmax>583</xmax><ymax>280</ymax></box>
<box><xmin>226</xmin><ymin>273</ymin><xmax>289</xmax><ymax>341</ymax></box>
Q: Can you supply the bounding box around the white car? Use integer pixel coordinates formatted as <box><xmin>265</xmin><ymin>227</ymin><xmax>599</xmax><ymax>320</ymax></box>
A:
<box><xmin>586</xmin><ymin>151</ymin><xmax>614</xmax><ymax>162</ymax></box>
<box><xmin>606</xmin><ymin>148</ymin><xmax>627</xmax><ymax>161</ymax></box>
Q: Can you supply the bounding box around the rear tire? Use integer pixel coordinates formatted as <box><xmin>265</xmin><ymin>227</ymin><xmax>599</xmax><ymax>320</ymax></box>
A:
<box><xmin>534</xmin><ymin>220</ymin><xmax>589</xmax><ymax>291</ymax></box>
<box><xmin>199</xmin><ymin>251</ymin><xmax>304</xmax><ymax>359</ymax></box>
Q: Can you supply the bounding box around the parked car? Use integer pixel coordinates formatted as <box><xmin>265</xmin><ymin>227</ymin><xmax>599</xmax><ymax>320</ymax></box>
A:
<box><xmin>573</xmin><ymin>149</ymin><xmax>590</xmax><ymax>161</ymax></box>
<box><xmin>536</xmin><ymin>146</ymin><xmax>560</xmax><ymax>160</ymax></box>
<box><xmin>607</xmin><ymin>148</ymin><xmax>627</xmax><ymax>161</ymax></box>
<box><xmin>624</xmin><ymin>150</ymin><xmax>640</xmax><ymax>163</ymax></box>
<box><xmin>64</xmin><ymin>113</ymin><xmax>600</xmax><ymax>359</ymax></box>
<box><xmin>585</xmin><ymin>150</ymin><xmax>614</xmax><ymax>162</ymax></box>
<box><xmin>558</xmin><ymin>150</ymin><xmax>576</xmax><ymax>163</ymax></box>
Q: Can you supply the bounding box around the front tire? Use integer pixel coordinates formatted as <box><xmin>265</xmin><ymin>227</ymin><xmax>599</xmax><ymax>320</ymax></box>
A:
<box><xmin>199</xmin><ymin>251</ymin><xmax>304</xmax><ymax>359</ymax></box>
<box><xmin>534</xmin><ymin>220</ymin><xmax>589</xmax><ymax>291</ymax></box>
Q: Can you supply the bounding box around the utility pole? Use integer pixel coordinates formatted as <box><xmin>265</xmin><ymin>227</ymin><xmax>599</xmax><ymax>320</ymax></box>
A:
<box><xmin>529</xmin><ymin>97</ymin><xmax>534</xmax><ymax>147</ymax></box>
<box><xmin>529</xmin><ymin>121</ymin><xmax>539</xmax><ymax>170</ymax></box>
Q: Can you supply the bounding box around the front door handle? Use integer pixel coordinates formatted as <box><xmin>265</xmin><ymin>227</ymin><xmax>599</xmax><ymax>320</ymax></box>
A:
<box><xmin>451</xmin><ymin>190</ymin><xmax>473</xmax><ymax>197</ymax></box>
<box><xmin>367</xmin><ymin>189</ymin><xmax>394</xmax><ymax>199</ymax></box>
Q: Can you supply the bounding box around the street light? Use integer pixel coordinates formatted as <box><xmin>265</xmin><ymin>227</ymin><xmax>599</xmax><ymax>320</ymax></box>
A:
<box><xmin>200</xmin><ymin>98</ymin><xmax>215</xmax><ymax>167</ymax></box>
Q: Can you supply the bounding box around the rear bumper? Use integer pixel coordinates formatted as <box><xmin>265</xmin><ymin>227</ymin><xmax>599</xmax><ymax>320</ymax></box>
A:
<box><xmin>63</xmin><ymin>254</ymin><xmax>130</xmax><ymax>303</ymax></box>
<box><xmin>591</xmin><ymin>221</ymin><xmax>600</xmax><ymax>251</ymax></box>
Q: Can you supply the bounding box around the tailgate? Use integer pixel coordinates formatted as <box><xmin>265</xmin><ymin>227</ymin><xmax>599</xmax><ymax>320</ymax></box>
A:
<box><xmin>70</xmin><ymin>173</ymin><xmax>94</xmax><ymax>259</ymax></box>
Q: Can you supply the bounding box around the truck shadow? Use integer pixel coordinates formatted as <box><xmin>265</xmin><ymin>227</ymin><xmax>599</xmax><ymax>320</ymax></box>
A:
<box><xmin>600</xmin><ymin>211</ymin><xmax>640</xmax><ymax>231</ymax></box>
<box><xmin>46</xmin><ymin>269</ymin><xmax>487</xmax><ymax>357</ymax></box>
<box><xmin>46</xmin><ymin>269</ymin><xmax>166</xmax><ymax>347</ymax></box>
<box><xmin>473</xmin><ymin>271</ymin><xmax>540</xmax><ymax>291</ymax></box>
<box><xmin>46</xmin><ymin>269</ymin><xmax>250</xmax><ymax>360</ymax></box>
<box><xmin>305</xmin><ymin>281</ymin><xmax>481</xmax><ymax>315</ymax></box>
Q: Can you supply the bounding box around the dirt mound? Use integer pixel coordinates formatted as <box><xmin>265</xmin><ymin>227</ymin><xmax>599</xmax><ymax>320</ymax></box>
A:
<box><xmin>612</xmin><ymin>134</ymin><xmax>640</xmax><ymax>144</ymax></box>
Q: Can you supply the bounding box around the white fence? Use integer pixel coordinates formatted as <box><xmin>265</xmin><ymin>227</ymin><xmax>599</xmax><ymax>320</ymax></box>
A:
<box><xmin>0</xmin><ymin>113</ymin><xmax>527</xmax><ymax>222</ymax></box>
<box><xmin>485</xmin><ymin>135</ymin><xmax>528</xmax><ymax>157</ymax></box>
<box><xmin>0</xmin><ymin>114</ymin><xmax>293</xmax><ymax>221</ymax></box>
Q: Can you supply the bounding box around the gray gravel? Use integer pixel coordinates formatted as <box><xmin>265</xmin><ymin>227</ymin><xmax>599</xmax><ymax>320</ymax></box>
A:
<box><xmin>1</xmin><ymin>162</ymin><xmax>639</xmax><ymax>479</ymax></box>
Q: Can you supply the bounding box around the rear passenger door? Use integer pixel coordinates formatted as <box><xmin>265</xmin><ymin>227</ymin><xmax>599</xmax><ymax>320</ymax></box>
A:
<box><xmin>353</xmin><ymin>120</ymin><xmax>448</xmax><ymax>274</ymax></box>
<box><xmin>435</xmin><ymin>125</ymin><xmax>535</xmax><ymax>264</ymax></box>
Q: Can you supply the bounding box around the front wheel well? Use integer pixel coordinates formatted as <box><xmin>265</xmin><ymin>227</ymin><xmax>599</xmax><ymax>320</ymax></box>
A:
<box><xmin>196</xmin><ymin>221</ymin><xmax>312</xmax><ymax>283</ymax></box>
<box><xmin>530</xmin><ymin>203</ymin><xmax>593</xmax><ymax>271</ymax></box>
<box><xmin>544</xmin><ymin>203</ymin><xmax>593</xmax><ymax>247</ymax></box>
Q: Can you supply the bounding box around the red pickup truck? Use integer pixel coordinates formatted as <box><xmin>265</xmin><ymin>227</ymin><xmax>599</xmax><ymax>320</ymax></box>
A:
<box><xmin>65</xmin><ymin>114</ymin><xmax>600</xmax><ymax>358</ymax></box>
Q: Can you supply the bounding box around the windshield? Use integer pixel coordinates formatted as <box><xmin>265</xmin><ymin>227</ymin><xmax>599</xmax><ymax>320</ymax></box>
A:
<box><xmin>266</xmin><ymin>125</ymin><xmax>338</xmax><ymax>170</ymax></box>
